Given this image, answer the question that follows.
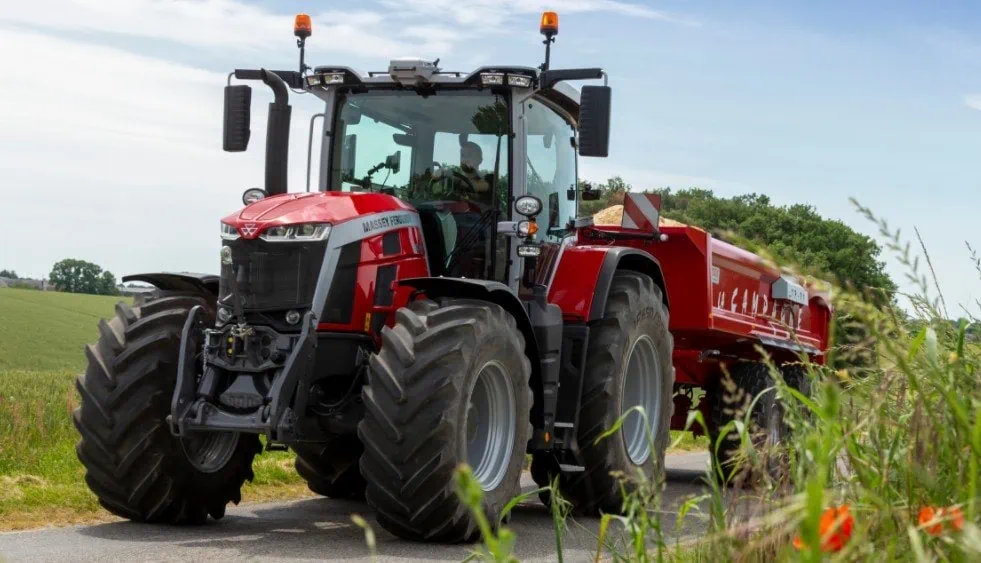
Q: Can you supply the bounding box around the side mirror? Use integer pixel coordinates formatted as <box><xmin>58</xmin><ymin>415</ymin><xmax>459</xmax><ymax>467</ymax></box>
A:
<box><xmin>342</xmin><ymin>134</ymin><xmax>357</xmax><ymax>174</ymax></box>
<box><xmin>223</xmin><ymin>85</ymin><xmax>252</xmax><ymax>152</ymax></box>
<box><xmin>392</xmin><ymin>133</ymin><xmax>415</xmax><ymax>147</ymax></box>
<box><xmin>346</xmin><ymin>104</ymin><xmax>362</xmax><ymax>125</ymax></box>
<box><xmin>578</xmin><ymin>85</ymin><xmax>611</xmax><ymax>157</ymax></box>
<box><xmin>581</xmin><ymin>185</ymin><xmax>601</xmax><ymax>201</ymax></box>
<box><xmin>386</xmin><ymin>150</ymin><xmax>401</xmax><ymax>174</ymax></box>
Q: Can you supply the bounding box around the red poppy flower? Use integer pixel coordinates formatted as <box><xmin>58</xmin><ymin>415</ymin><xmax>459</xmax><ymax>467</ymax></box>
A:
<box><xmin>793</xmin><ymin>504</ymin><xmax>854</xmax><ymax>553</ymax></box>
<box><xmin>920</xmin><ymin>505</ymin><xmax>965</xmax><ymax>535</ymax></box>
<box><xmin>919</xmin><ymin>506</ymin><xmax>943</xmax><ymax>536</ymax></box>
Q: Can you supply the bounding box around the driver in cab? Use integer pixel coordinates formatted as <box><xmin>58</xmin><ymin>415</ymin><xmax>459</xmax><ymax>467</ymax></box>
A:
<box><xmin>458</xmin><ymin>141</ymin><xmax>490</xmax><ymax>194</ymax></box>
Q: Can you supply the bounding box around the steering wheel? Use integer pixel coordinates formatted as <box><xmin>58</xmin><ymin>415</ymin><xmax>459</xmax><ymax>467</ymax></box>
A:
<box><xmin>449</xmin><ymin>169</ymin><xmax>478</xmax><ymax>195</ymax></box>
<box><xmin>428</xmin><ymin>163</ymin><xmax>478</xmax><ymax>197</ymax></box>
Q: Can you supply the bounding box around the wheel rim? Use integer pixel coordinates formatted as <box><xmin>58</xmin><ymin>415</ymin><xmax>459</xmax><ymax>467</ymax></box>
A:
<box><xmin>620</xmin><ymin>334</ymin><xmax>662</xmax><ymax>465</ymax></box>
<box><xmin>465</xmin><ymin>360</ymin><xmax>517</xmax><ymax>492</ymax></box>
<box><xmin>182</xmin><ymin>431</ymin><xmax>240</xmax><ymax>474</ymax></box>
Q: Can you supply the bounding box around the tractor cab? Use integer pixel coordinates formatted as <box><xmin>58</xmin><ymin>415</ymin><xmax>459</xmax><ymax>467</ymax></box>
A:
<box><xmin>222</xmin><ymin>16</ymin><xmax>611</xmax><ymax>296</ymax></box>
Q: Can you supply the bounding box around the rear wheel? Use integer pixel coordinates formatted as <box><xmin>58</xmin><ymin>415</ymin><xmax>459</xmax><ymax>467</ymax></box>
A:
<box><xmin>359</xmin><ymin>298</ymin><xmax>532</xmax><ymax>543</ymax></box>
<box><xmin>73</xmin><ymin>294</ymin><xmax>261</xmax><ymax>523</ymax></box>
<box><xmin>293</xmin><ymin>436</ymin><xmax>366</xmax><ymax>500</ymax></box>
<box><xmin>708</xmin><ymin>361</ymin><xmax>811</xmax><ymax>484</ymax></box>
<box><xmin>534</xmin><ymin>270</ymin><xmax>674</xmax><ymax>515</ymax></box>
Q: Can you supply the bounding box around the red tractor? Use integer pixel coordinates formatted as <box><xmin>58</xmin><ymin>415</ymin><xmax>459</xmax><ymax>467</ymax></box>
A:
<box><xmin>73</xmin><ymin>12</ymin><xmax>832</xmax><ymax>543</ymax></box>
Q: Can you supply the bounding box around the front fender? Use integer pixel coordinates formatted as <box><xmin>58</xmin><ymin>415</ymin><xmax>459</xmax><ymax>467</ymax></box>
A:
<box><xmin>398</xmin><ymin>276</ymin><xmax>543</xmax><ymax>403</ymax></box>
<box><xmin>397</xmin><ymin>277</ymin><xmax>539</xmax><ymax>362</ymax></box>
<box><xmin>548</xmin><ymin>246</ymin><xmax>668</xmax><ymax>322</ymax></box>
<box><xmin>122</xmin><ymin>272</ymin><xmax>219</xmax><ymax>298</ymax></box>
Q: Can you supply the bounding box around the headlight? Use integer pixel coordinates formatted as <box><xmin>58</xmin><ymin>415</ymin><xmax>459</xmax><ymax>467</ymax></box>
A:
<box><xmin>242</xmin><ymin>187</ymin><xmax>267</xmax><ymax>205</ymax></box>
<box><xmin>260</xmin><ymin>223</ymin><xmax>332</xmax><ymax>242</ymax></box>
<box><xmin>514</xmin><ymin>195</ymin><xmax>542</xmax><ymax>217</ymax></box>
<box><xmin>517</xmin><ymin>244</ymin><xmax>542</xmax><ymax>257</ymax></box>
<box><xmin>220</xmin><ymin>222</ymin><xmax>240</xmax><ymax>240</ymax></box>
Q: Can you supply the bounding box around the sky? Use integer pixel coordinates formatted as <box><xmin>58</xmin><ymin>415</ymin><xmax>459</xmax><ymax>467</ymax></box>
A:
<box><xmin>1</xmin><ymin>0</ymin><xmax>979</xmax><ymax>317</ymax></box>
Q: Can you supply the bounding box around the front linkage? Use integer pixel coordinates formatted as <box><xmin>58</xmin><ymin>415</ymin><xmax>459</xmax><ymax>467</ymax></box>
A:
<box><xmin>168</xmin><ymin>307</ymin><xmax>324</xmax><ymax>444</ymax></box>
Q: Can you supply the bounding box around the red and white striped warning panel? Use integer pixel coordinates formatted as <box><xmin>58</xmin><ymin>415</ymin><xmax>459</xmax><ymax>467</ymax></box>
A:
<box><xmin>621</xmin><ymin>193</ymin><xmax>662</xmax><ymax>231</ymax></box>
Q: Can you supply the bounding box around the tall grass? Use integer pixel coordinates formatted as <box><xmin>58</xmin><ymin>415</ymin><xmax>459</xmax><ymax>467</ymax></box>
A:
<box><xmin>441</xmin><ymin>202</ymin><xmax>981</xmax><ymax>562</ymax></box>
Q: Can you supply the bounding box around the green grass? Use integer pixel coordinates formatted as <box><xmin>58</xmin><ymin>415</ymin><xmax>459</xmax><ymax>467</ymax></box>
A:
<box><xmin>670</xmin><ymin>430</ymin><xmax>710</xmax><ymax>452</ymax></box>
<box><xmin>0</xmin><ymin>288</ymin><xmax>306</xmax><ymax>530</ymax></box>
<box><xmin>0</xmin><ymin>289</ymin><xmax>131</xmax><ymax>371</ymax></box>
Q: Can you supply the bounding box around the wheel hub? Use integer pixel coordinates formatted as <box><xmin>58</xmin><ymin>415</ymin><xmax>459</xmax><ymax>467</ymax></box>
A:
<box><xmin>181</xmin><ymin>430</ymin><xmax>240</xmax><ymax>474</ymax></box>
<box><xmin>464</xmin><ymin>360</ymin><xmax>516</xmax><ymax>491</ymax></box>
<box><xmin>620</xmin><ymin>334</ymin><xmax>662</xmax><ymax>465</ymax></box>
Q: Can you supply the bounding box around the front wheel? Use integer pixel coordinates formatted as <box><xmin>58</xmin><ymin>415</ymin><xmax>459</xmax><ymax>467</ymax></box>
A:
<box><xmin>358</xmin><ymin>298</ymin><xmax>532</xmax><ymax>543</ymax></box>
<box><xmin>73</xmin><ymin>294</ymin><xmax>260</xmax><ymax>524</ymax></box>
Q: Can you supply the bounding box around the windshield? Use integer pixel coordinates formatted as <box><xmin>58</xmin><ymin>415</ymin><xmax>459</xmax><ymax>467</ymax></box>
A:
<box><xmin>329</xmin><ymin>89</ymin><xmax>511</xmax><ymax>283</ymax></box>
<box><xmin>329</xmin><ymin>89</ymin><xmax>509</xmax><ymax>210</ymax></box>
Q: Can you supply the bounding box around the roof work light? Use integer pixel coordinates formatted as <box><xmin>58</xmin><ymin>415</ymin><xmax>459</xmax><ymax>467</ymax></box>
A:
<box><xmin>294</xmin><ymin>13</ymin><xmax>312</xmax><ymax>38</ymax></box>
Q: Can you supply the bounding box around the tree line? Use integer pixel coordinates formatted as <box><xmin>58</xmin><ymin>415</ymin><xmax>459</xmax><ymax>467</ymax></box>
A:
<box><xmin>0</xmin><ymin>260</ymin><xmax>119</xmax><ymax>296</ymax></box>
<box><xmin>581</xmin><ymin>176</ymin><xmax>897</xmax><ymax>303</ymax></box>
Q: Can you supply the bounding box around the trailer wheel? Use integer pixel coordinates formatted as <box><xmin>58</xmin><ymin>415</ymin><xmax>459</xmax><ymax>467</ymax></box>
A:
<box><xmin>359</xmin><ymin>298</ymin><xmax>533</xmax><ymax>543</ymax></box>
<box><xmin>709</xmin><ymin>361</ymin><xmax>811</xmax><ymax>484</ymax></box>
<box><xmin>539</xmin><ymin>270</ymin><xmax>674</xmax><ymax>515</ymax></box>
<box><xmin>73</xmin><ymin>294</ymin><xmax>261</xmax><ymax>524</ymax></box>
<box><xmin>293</xmin><ymin>436</ymin><xmax>366</xmax><ymax>500</ymax></box>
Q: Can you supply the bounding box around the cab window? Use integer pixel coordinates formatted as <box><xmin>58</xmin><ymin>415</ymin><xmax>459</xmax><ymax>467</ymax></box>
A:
<box><xmin>523</xmin><ymin>99</ymin><xmax>577</xmax><ymax>240</ymax></box>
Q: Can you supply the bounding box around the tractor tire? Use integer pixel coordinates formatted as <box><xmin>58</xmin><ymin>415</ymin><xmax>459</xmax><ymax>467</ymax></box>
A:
<box><xmin>73</xmin><ymin>293</ymin><xmax>261</xmax><ymax>524</ymax></box>
<box><xmin>359</xmin><ymin>298</ymin><xmax>533</xmax><ymax>543</ymax></box>
<box><xmin>293</xmin><ymin>436</ymin><xmax>366</xmax><ymax>500</ymax></box>
<box><xmin>708</xmin><ymin>361</ymin><xmax>811</xmax><ymax>485</ymax></box>
<box><xmin>534</xmin><ymin>270</ymin><xmax>674</xmax><ymax>516</ymax></box>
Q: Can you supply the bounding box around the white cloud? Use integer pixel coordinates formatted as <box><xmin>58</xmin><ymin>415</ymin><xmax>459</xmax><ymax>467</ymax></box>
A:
<box><xmin>0</xmin><ymin>0</ymin><xmax>456</xmax><ymax>58</ymax></box>
<box><xmin>0</xmin><ymin>27</ymin><xmax>323</xmax><ymax>281</ymax></box>
<box><xmin>380</xmin><ymin>0</ymin><xmax>696</xmax><ymax>29</ymax></box>
<box><xmin>966</xmin><ymin>94</ymin><xmax>981</xmax><ymax>111</ymax></box>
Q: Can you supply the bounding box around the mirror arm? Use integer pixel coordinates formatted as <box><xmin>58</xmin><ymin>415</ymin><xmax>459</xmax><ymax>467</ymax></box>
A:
<box><xmin>539</xmin><ymin>67</ymin><xmax>605</xmax><ymax>89</ymax></box>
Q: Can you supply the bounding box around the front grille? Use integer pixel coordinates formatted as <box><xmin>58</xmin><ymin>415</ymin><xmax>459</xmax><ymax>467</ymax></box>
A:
<box><xmin>220</xmin><ymin>238</ymin><xmax>328</xmax><ymax>312</ymax></box>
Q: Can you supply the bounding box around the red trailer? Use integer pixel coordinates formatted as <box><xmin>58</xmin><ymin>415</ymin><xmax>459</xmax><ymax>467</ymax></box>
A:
<box><xmin>552</xmin><ymin>193</ymin><xmax>832</xmax><ymax>453</ymax></box>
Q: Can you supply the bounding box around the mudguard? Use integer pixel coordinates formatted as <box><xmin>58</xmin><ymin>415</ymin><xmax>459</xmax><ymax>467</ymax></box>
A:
<box><xmin>548</xmin><ymin>246</ymin><xmax>668</xmax><ymax>323</ymax></box>
<box><xmin>122</xmin><ymin>272</ymin><xmax>220</xmax><ymax>298</ymax></box>
<box><xmin>398</xmin><ymin>277</ymin><xmax>551</xmax><ymax>430</ymax></box>
<box><xmin>398</xmin><ymin>277</ymin><xmax>541</xmax><ymax>366</ymax></box>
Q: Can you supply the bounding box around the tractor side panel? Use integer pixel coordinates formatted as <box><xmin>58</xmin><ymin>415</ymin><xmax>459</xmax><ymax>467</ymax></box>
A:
<box><xmin>316</xmin><ymin>226</ymin><xmax>429</xmax><ymax>339</ymax></box>
<box><xmin>546</xmin><ymin>246</ymin><xmax>608</xmax><ymax>323</ymax></box>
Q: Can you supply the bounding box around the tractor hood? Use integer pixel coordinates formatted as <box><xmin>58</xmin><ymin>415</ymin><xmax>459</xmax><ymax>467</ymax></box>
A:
<box><xmin>221</xmin><ymin>191</ymin><xmax>417</xmax><ymax>239</ymax></box>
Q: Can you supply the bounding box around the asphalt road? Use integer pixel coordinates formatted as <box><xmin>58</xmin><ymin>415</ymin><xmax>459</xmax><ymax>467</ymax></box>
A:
<box><xmin>0</xmin><ymin>452</ymin><xmax>711</xmax><ymax>563</ymax></box>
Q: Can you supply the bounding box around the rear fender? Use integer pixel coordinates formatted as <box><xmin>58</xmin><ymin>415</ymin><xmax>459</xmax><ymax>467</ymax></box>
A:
<box><xmin>122</xmin><ymin>272</ymin><xmax>219</xmax><ymax>298</ymax></box>
<box><xmin>548</xmin><ymin>246</ymin><xmax>668</xmax><ymax>322</ymax></box>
